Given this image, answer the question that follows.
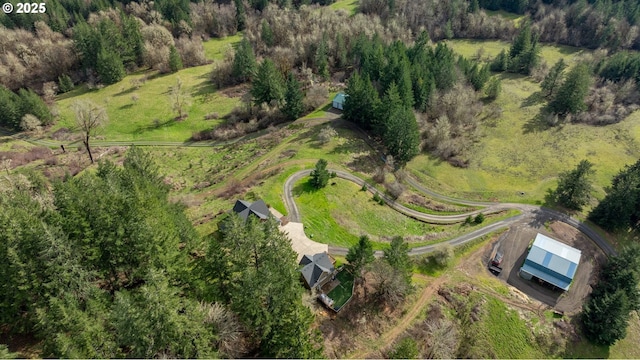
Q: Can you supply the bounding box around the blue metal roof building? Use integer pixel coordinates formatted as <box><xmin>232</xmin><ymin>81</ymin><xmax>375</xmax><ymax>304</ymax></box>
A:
<box><xmin>519</xmin><ymin>233</ymin><xmax>582</xmax><ymax>291</ymax></box>
<box><xmin>332</xmin><ymin>92</ymin><xmax>347</xmax><ymax>110</ymax></box>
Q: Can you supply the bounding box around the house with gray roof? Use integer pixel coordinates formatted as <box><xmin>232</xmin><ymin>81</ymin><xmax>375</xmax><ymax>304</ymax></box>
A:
<box><xmin>232</xmin><ymin>199</ymin><xmax>272</xmax><ymax>223</ymax></box>
<box><xmin>299</xmin><ymin>252</ymin><xmax>335</xmax><ymax>289</ymax></box>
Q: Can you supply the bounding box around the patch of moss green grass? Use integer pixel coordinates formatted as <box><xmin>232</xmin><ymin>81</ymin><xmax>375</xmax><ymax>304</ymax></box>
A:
<box><xmin>329</xmin><ymin>0</ymin><xmax>359</xmax><ymax>15</ymax></box>
<box><xmin>202</xmin><ymin>33</ymin><xmax>242</xmax><ymax>61</ymax></box>
<box><xmin>408</xmin><ymin>40</ymin><xmax>639</xmax><ymax>205</ymax></box>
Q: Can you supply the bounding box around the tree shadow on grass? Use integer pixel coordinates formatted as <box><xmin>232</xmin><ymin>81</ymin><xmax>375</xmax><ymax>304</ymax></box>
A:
<box><xmin>346</xmin><ymin>153</ymin><xmax>378</xmax><ymax>174</ymax></box>
<box><xmin>521</xmin><ymin>91</ymin><xmax>546</xmax><ymax>108</ymax></box>
<box><xmin>292</xmin><ymin>178</ymin><xmax>319</xmax><ymax>196</ymax></box>
<box><xmin>113</xmin><ymin>87</ymin><xmax>137</xmax><ymax>97</ymax></box>
<box><xmin>192</xmin><ymin>79</ymin><xmax>217</xmax><ymax>98</ymax></box>
<box><xmin>133</xmin><ymin>118</ymin><xmax>177</xmax><ymax>135</ymax></box>
<box><xmin>523</xmin><ymin>110</ymin><xmax>552</xmax><ymax>134</ymax></box>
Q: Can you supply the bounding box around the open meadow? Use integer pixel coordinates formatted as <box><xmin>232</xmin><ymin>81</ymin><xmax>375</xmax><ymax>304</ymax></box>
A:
<box><xmin>51</xmin><ymin>35</ymin><xmax>243</xmax><ymax>142</ymax></box>
<box><xmin>408</xmin><ymin>40</ymin><xmax>640</xmax><ymax>204</ymax></box>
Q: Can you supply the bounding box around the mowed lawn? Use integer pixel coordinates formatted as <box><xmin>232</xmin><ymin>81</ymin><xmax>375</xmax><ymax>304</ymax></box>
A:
<box><xmin>409</xmin><ymin>40</ymin><xmax>640</xmax><ymax>203</ymax></box>
<box><xmin>53</xmin><ymin>35</ymin><xmax>242</xmax><ymax>142</ymax></box>
<box><xmin>327</xmin><ymin>270</ymin><xmax>354</xmax><ymax>310</ymax></box>
<box><xmin>293</xmin><ymin>178</ymin><xmax>439</xmax><ymax>248</ymax></box>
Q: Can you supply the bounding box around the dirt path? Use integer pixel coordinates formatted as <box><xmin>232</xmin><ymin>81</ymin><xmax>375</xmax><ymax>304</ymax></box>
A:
<box><xmin>347</xmin><ymin>274</ymin><xmax>450</xmax><ymax>359</ymax></box>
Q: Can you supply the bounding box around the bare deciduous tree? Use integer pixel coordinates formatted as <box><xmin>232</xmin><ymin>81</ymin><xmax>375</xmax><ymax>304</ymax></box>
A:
<box><xmin>169</xmin><ymin>77</ymin><xmax>192</xmax><ymax>120</ymax></box>
<box><xmin>72</xmin><ymin>100</ymin><xmax>108</xmax><ymax>163</ymax></box>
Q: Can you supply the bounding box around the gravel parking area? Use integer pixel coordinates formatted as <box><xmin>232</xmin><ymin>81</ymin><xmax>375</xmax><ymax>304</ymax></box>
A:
<box><xmin>484</xmin><ymin>218</ymin><xmax>607</xmax><ymax>314</ymax></box>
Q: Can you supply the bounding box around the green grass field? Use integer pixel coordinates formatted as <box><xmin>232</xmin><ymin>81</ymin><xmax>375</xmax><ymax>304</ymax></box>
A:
<box><xmin>478</xmin><ymin>297</ymin><xmax>546</xmax><ymax>358</ymax></box>
<box><xmin>409</xmin><ymin>39</ymin><xmax>640</xmax><ymax>204</ymax></box>
<box><xmin>329</xmin><ymin>0</ymin><xmax>359</xmax><ymax>15</ymax></box>
<box><xmin>52</xmin><ymin>35</ymin><xmax>243</xmax><ymax>142</ymax></box>
<box><xmin>327</xmin><ymin>269</ymin><xmax>354</xmax><ymax>309</ymax></box>
<box><xmin>294</xmin><ymin>178</ymin><xmax>442</xmax><ymax>248</ymax></box>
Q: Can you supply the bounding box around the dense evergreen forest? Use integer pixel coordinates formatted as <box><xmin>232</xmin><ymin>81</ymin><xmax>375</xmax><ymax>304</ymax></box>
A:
<box><xmin>0</xmin><ymin>148</ymin><xmax>322</xmax><ymax>357</ymax></box>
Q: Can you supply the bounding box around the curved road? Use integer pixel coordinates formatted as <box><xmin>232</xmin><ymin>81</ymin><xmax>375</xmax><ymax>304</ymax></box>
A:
<box><xmin>284</xmin><ymin>169</ymin><xmax>617</xmax><ymax>257</ymax></box>
<box><xmin>3</xmin><ymin>122</ymin><xmax>616</xmax><ymax>257</ymax></box>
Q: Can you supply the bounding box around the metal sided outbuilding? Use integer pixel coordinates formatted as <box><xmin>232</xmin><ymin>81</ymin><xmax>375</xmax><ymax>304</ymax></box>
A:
<box><xmin>332</xmin><ymin>92</ymin><xmax>347</xmax><ymax>110</ymax></box>
<box><xmin>519</xmin><ymin>233</ymin><xmax>582</xmax><ymax>291</ymax></box>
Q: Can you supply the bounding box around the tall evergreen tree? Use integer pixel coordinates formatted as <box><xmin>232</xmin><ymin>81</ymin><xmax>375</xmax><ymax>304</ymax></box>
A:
<box><xmin>96</xmin><ymin>47</ymin><xmax>125</xmax><ymax>85</ymax></box>
<box><xmin>168</xmin><ymin>45</ymin><xmax>183</xmax><ymax>73</ymax></box>
<box><xmin>379</xmin><ymin>83</ymin><xmax>421</xmax><ymax>166</ymax></box>
<box><xmin>260</xmin><ymin>20</ymin><xmax>274</xmax><ymax>47</ymax></box>
<box><xmin>214</xmin><ymin>215</ymin><xmax>323</xmax><ymax>357</ymax></box>
<box><xmin>232</xmin><ymin>37</ymin><xmax>257</xmax><ymax>83</ymax></box>
<box><xmin>549</xmin><ymin>63</ymin><xmax>591</xmax><ymax>115</ymax></box>
<box><xmin>541</xmin><ymin>59</ymin><xmax>567</xmax><ymax>98</ymax></box>
<box><xmin>553</xmin><ymin>159</ymin><xmax>595</xmax><ymax>211</ymax></box>
<box><xmin>310</xmin><ymin>159</ymin><xmax>330</xmax><ymax>189</ymax></box>
<box><xmin>315</xmin><ymin>35</ymin><xmax>330</xmax><ymax>81</ymax></box>
<box><xmin>283</xmin><ymin>73</ymin><xmax>304</xmax><ymax>120</ymax></box>
<box><xmin>384</xmin><ymin>236</ymin><xmax>412</xmax><ymax>282</ymax></box>
<box><xmin>234</xmin><ymin>0</ymin><xmax>247</xmax><ymax>31</ymax></box>
<box><xmin>0</xmin><ymin>86</ymin><xmax>23</xmax><ymax>129</ymax></box>
<box><xmin>346</xmin><ymin>235</ymin><xmax>375</xmax><ymax>277</ymax></box>
<box><xmin>589</xmin><ymin>159</ymin><xmax>640</xmax><ymax>231</ymax></box>
<box><xmin>343</xmin><ymin>72</ymin><xmax>381</xmax><ymax>130</ymax></box>
<box><xmin>251</xmin><ymin>59</ymin><xmax>285</xmax><ymax>106</ymax></box>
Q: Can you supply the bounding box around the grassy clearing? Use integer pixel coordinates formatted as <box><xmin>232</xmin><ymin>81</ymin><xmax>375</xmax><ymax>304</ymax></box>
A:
<box><xmin>54</xmin><ymin>67</ymin><xmax>239</xmax><ymax>142</ymax></box>
<box><xmin>484</xmin><ymin>10</ymin><xmax>526</xmax><ymax>26</ymax></box>
<box><xmin>294</xmin><ymin>178</ymin><xmax>441</xmax><ymax>249</ymax></box>
<box><xmin>52</xmin><ymin>35</ymin><xmax>243</xmax><ymax>142</ymax></box>
<box><xmin>409</xmin><ymin>40</ymin><xmax>639</xmax><ymax>204</ymax></box>
<box><xmin>478</xmin><ymin>297</ymin><xmax>546</xmax><ymax>358</ymax></box>
<box><xmin>294</xmin><ymin>175</ymin><xmax>519</xmax><ymax>249</ymax></box>
<box><xmin>328</xmin><ymin>0</ymin><xmax>359</xmax><ymax>15</ymax></box>
<box><xmin>327</xmin><ymin>270</ymin><xmax>355</xmax><ymax>309</ymax></box>
<box><xmin>202</xmin><ymin>33</ymin><xmax>242</xmax><ymax>61</ymax></box>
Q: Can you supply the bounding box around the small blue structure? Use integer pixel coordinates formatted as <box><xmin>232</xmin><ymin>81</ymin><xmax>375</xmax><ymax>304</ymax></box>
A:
<box><xmin>519</xmin><ymin>233</ymin><xmax>582</xmax><ymax>291</ymax></box>
<box><xmin>332</xmin><ymin>92</ymin><xmax>347</xmax><ymax>110</ymax></box>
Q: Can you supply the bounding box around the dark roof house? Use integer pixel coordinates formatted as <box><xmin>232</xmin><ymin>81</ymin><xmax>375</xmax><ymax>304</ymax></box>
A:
<box><xmin>519</xmin><ymin>233</ymin><xmax>582</xmax><ymax>291</ymax></box>
<box><xmin>299</xmin><ymin>252</ymin><xmax>335</xmax><ymax>289</ymax></box>
<box><xmin>232</xmin><ymin>199</ymin><xmax>271</xmax><ymax>222</ymax></box>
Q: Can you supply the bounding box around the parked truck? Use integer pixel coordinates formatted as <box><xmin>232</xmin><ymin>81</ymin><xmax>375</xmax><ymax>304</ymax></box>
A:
<box><xmin>488</xmin><ymin>244</ymin><xmax>503</xmax><ymax>275</ymax></box>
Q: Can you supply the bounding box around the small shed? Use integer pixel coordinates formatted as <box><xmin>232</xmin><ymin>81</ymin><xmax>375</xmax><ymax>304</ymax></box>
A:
<box><xmin>332</xmin><ymin>92</ymin><xmax>347</xmax><ymax>110</ymax></box>
<box><xmin>519</xmin><ymin>233</ymin><xmax>582</xmax><ymax>291</ymax></box>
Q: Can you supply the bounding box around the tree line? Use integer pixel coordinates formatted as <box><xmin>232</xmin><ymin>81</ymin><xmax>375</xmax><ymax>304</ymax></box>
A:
<box><xmin>0</xmin><ymin>147</ymin><xmax>323</xmax><ymax>358</ymax></box>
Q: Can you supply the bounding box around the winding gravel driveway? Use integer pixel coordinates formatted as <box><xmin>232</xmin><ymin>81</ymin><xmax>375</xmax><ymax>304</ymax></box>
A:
<box><xmin>283</xmin><ymin>169</ymin><xmax>616</xmax><ymax>257</ymax></box>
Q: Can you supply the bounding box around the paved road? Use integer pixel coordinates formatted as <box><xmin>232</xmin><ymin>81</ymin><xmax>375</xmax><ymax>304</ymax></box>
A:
<box><xmin>283</xmin><ymin>169</ymin><xmax>617</xmax><ymax>257</ymax></box>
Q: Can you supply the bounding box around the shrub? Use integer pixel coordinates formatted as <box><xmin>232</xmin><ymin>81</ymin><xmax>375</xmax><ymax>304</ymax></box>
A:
<box><xmin>474</xmin><ymin>213</ymin><xmax>485</xmax><ymax>224</ymax></box>
<box><xmin>361</xmin><ymin>183</ymin><xmax>367</xmax><ymax>191</ymax></box>
<box><xmin>317</xmin><ymin>125</ymin><xmax>338</xmax><ymax>144</ymax></box>
<box><xmin>388</xmin><ymin>337</ymin><xmax>418</xmax><ymax>359</ymax></box>
<box><xmin>427</xmin><ymin>243</ymin><xmax>454</xmax><ymax>268</ymax></box>
<box><xmin>58</xmin><ymin>74</ymin><xmax>74</xmax><ymax>93</ymax></box>
<box><xmin>386</xmin><ymin>181</ymin><xmax>405</xmax><ymax>200</ymax></box>
<box><xmin>20</xmin><ymin>114</ymin><xmax>42</xmax><ymax>132</ymax></box>
<box><xmin>303</xmin><ymin>85</ymin><xmax>328</xmax><ymax>111</ymax></box>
